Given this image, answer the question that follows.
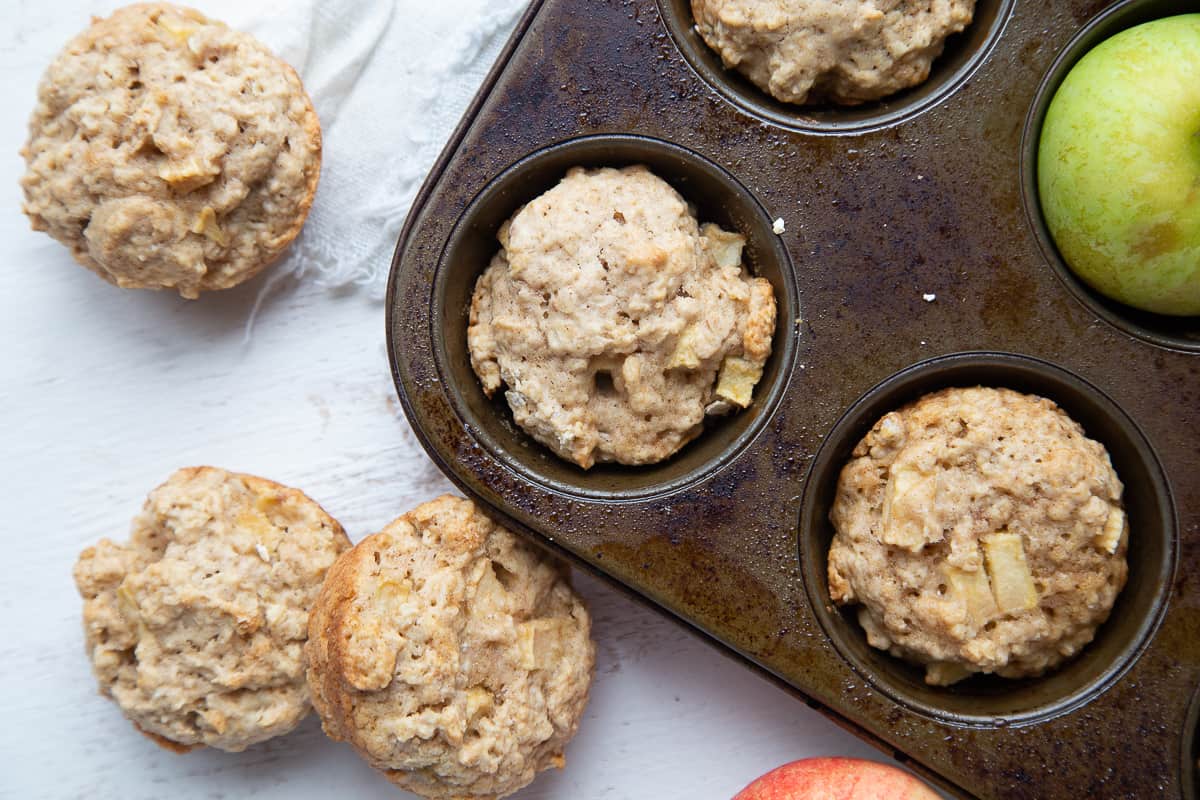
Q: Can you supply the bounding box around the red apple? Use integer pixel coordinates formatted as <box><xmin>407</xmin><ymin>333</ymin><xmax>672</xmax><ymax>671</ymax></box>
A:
<box><xmin>734</xmin><ymin>757</ymin><xmax>941</xmax><ymax>800</ymax></box>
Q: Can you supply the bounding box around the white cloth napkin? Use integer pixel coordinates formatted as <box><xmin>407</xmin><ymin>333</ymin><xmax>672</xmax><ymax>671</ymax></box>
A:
<box><xmin>202</xmin><ymin>0</ymin><xmax>528</xmax><ymax>297</ymax></box>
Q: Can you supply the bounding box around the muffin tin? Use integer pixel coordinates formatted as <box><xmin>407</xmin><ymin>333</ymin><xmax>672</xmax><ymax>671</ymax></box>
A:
<box><xmin>386</xmin><ymin>0</ymin><xmax>1200</xmax><ymax>796</ymax></box>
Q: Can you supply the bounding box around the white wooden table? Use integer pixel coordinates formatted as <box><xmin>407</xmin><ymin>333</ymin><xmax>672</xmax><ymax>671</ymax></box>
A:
<box><xmin>0</xmin><ymin>3</ymin><xmax>910</xmax><ymax>797</ymax></box>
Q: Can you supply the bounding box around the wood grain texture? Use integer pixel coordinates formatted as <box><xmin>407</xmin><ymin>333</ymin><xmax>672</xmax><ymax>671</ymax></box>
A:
<box><xmin>1</xmin><ymin>2</ymin><xmax>913</xmax><ymax>798</ymax></box>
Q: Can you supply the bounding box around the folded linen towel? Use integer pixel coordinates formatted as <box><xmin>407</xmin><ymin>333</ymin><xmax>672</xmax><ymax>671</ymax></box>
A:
<box><xmin>209</xmin><ymin>0</ymin><xmax>527</xmax><ymax>296</ymax></box>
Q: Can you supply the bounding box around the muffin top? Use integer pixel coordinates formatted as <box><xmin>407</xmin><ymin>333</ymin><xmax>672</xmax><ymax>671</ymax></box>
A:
<box><xmin>21</xmin><ymin>3</ymin><xmax>321</xmax><ymax>298</ymax></box>
<box><xmin>691</xmin><ymin>0</ymin><xmax>976</xmax><ymax>105</ymax></box>
<box><xmin>306</xmin><ymin>495</ymin><xmax>594</xmax><ymax>800</ymax></box>
<box><xmin>827</xmin><ymin>387</ymin><xmax>1128</xmax><ymax>685</ymax></box>
<box><xmin>468</xmin><ymin>165</ymin><xmax>776</xmax><ymax>468</ymax></box>
<box><xmin>73</xmin><ymin>467</ymin><xmax>350</xmax><ymax>752</ymax></box>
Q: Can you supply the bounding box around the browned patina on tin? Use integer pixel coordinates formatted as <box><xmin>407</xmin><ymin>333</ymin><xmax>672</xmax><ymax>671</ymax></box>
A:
<box><xmin>385</xmin><ymin>1</ymin><xmax>1200</xmax><ymax>797</ymax></box>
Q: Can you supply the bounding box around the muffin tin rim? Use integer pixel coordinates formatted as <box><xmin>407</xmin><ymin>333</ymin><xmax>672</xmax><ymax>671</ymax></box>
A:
<box><xmin>1184</xmin><ymin>683</ymin><xmax>1200</xmax><ymax>800</ymax></box>
<box><xmin>797</xmin><ymin>350</ymin><xmax>1179</xmax><ymax>728</ymax></box>
<box><xmin>425</xmin><ymin>131</ymin><xmax>801</xmax><ymax>502</ymax></box>
<box><xmin>654</xmin><ymin>0</ymin><xmax>1018</xmax><ymax>136</ymax></box>
<box><xmin>1018</xmin><ymin>0</ymin><xmax>1200</xmax><ymax>354</ymax></box>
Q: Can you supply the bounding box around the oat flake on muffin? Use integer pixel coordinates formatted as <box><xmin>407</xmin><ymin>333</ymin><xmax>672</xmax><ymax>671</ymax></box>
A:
<box><xmin>827</xmin><ymin>387</ymin><xmax>1128</xmax><ymax>685</ymax></box>
<box><xmin>73</xmin><ymin>466</ymin><xmax>350</xmax><ymax>752</ymax></box>
<box><xmin>21</xmin><ymin>3</ymin><xmax>321</xmax><ymax>298</ymax></box>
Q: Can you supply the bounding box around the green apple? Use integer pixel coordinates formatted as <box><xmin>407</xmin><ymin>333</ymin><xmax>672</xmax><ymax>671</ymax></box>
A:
<box><xmin>1038</xmin><ymin>14</ymin><xmax>1200</xmax><ymax>316</ymax></box>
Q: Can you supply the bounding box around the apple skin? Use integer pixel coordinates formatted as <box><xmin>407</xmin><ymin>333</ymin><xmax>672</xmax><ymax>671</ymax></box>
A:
<box><xmin>1038</xmin><ymin>13</ymin><xmax>1200</xmax><ymax>316</ymax></box>
<box><xmin>733</xmin><ymin>757</ymin><xmax>941</xmax><ymax>800</ymax></box>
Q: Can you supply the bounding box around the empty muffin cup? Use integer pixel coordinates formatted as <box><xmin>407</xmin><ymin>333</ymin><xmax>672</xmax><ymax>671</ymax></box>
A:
<box><xmin>431</xmin><ymin>134</ymin><xmax>798</xmax><ymax>499</ymax></box>
<box><xmin>1021</xmin><ymin>0</ymin><xmax>1200</xmax><ymax>353</ymax></box>
<box><xmin>657</xmin><ymin>0</ymin><xmax>1014</xmax><ymax>134</ymax></box>
<box><xmin>798</xmin><ymin>351</ymin><xmax>1176</xmax><ymax>726</ymax></box>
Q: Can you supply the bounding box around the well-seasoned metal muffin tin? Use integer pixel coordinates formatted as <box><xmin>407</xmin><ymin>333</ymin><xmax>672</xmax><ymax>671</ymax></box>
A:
<box><xmin>386</xmin><ymin>0</ymin><xmax>1200</xmax><ymax>796</ymax></box>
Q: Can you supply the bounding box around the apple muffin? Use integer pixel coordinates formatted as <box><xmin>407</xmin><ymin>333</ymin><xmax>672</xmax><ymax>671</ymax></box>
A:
<box><xmin>73</xmin><ymin>467</ymin><xmax>350</xmax><ymax>752</ymax></box>
<box><xmin>467</xmin><ymin>165</ymin><xmax>776</xmax><ymax>468</ymax></box>
<box><xmin>305</xmin><ymin>495</ymin><xmax>594</xmax><ymax>800</ymax></box>
<box><xmin>20</xmin><ymin>3</ymin><xmax>321</xmax><ymax>298</ymax></box>
<box><xmin>691</xmin><ymin>0</ymin><xmax>976</xmax><ymax>105</ymax></box>
<box><xmin>827</xmin><ymin>387</ymin><xmax>1128</xmax><ymax>685</ymax></box>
